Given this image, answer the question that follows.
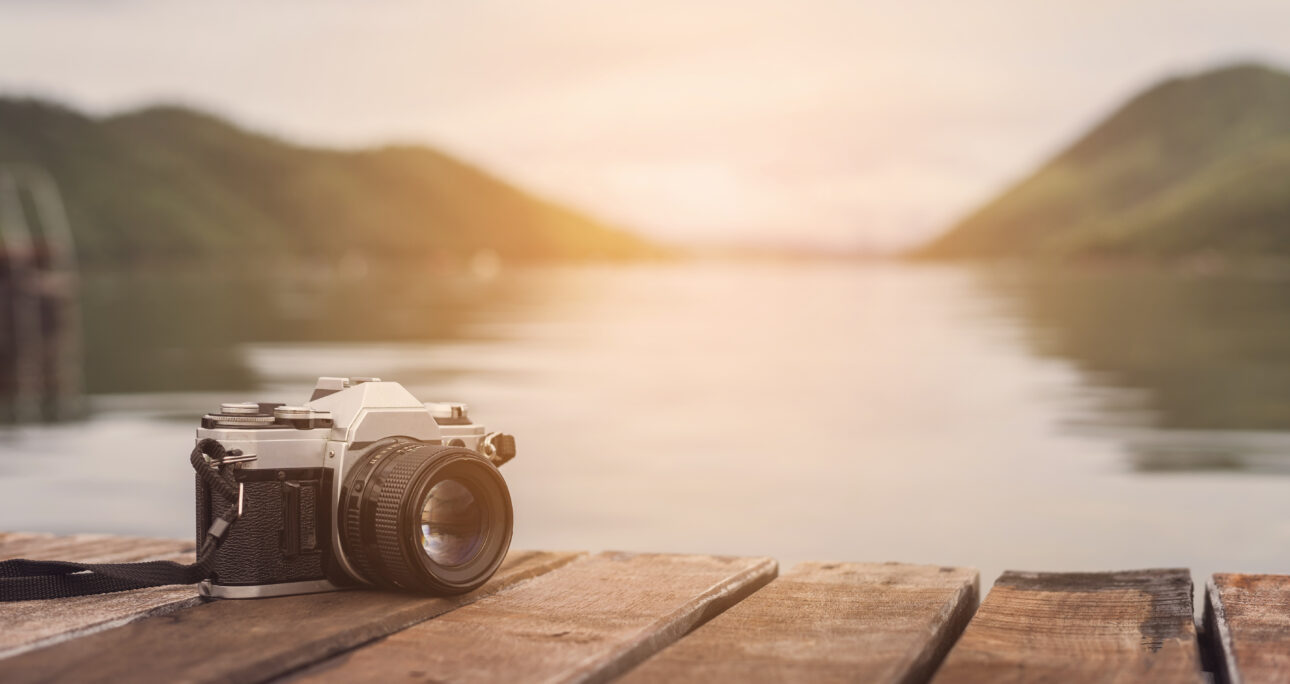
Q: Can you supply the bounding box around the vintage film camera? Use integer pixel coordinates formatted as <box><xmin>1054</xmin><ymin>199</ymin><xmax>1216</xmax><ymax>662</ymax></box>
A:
<box><xmin>194</xmin><ymin>377</ymin><xmax>515</xmax><ymax>599</ymax></box>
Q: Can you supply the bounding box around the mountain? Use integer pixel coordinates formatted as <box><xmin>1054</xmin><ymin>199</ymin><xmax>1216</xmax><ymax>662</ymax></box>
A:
<box><xmin>0</xmin><ymin>99</ymin><xmax>656</xmax><ymax>265</ymax></box>
<box><xmin>918</xmin><ymin>63</ymin><xmax>1290</xmax><ymax>260</ymax></box>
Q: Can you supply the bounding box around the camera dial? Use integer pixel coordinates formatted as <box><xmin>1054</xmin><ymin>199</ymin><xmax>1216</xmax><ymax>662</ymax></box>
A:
<box><xmin>204</xmin><ymin>402</ymin><xmax>278</xmax><ymax>428</ymax></box>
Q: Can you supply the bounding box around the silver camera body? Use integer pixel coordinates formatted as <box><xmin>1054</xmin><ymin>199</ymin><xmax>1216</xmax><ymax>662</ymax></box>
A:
<box><xmin>195</xmin><ymin>376</ymin><xmax>515</xmax><ymax>599</ymax></box>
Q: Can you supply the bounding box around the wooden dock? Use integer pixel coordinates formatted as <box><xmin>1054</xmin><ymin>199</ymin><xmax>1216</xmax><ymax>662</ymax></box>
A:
<box><xmin>0</xmin><ymin>166</ymin><xmax>83</xmax><ymax>423</ymax></box>
<box><xmin>1</xmin><ymin>532</ymin><xmax>1286</xmax><ymax>683</ymax></box>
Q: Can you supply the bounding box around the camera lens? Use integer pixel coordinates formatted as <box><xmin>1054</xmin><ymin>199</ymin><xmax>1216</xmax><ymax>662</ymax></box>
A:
<box><xmin>419</xmin><ymin>479</ymin><xmax>486</xmax><ymax>566</ymax></box>
<box><xmin>339</xmin><ymin>443</ymin><xmax>512</xmax><ymax>594</ymax></box>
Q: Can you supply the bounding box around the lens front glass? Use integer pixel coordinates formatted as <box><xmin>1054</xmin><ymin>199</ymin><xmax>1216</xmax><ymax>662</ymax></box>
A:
<box><xmin>419</xmin><ymin>479</ymin><xmax>486</xmax><ymax>567</ymax></box>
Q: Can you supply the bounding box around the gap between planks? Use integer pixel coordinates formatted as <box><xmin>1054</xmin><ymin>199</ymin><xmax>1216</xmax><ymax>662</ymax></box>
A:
<box><xmin>931</xmin><ymin>568</ymin><xmax>1205</xmax><ymax>684</ymax></box>
<box><xmin>620</xmin><ymin>561</ymin><xmax>980</xmax><ymax>684</ymax></box>
<box><xmin>1204</xmin><ymin>573</ymin><xmax>1290</xmax><ymax>684</ymax></box>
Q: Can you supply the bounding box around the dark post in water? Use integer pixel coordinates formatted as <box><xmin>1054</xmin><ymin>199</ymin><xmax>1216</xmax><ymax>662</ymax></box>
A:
<box><xmin>0</xmin><ymin>166</ymin><xmax>83</xmax><ymax>422</ymax></box>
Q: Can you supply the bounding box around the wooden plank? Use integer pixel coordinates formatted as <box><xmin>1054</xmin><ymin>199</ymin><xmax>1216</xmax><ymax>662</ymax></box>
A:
<box><xmin>0</xmin><ymin>532</ymin><xmax>198</xmax><ymax>657</ymax></box>
<box><xmin>0</xmin><ymin>532</ymin><xmax>48</xmax><ymax>553</ymax></box>
<box><xmin>1205</xmin><ymin>574</ymin><xmax>1290</xmax><ymax>684</ymax></box>
<box><xmin>285</xmin><ymin>551</ymin><xmax>778</xmax><ymax>684</ymax></box>
<box><xmin>931</xmin><ymin>568</ymin><xmax>1204</xmax><ymax>683</ymax></box>
<box><xmin>0</xmin><ymin>550</ymin><xmax>581</xmax><ymax>683</ymax></box>
<box><xmin>0</xmin><ymin>532</ymin><xmax>193</xmax><ymax>563</ymax></box>
<box><xmin>620</xmin><ymin>561</ymin><xmax>979</xmax><ymax>684</ymax></box>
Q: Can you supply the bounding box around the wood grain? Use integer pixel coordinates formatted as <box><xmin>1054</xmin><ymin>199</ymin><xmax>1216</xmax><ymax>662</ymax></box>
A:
<box><xmin>1205</xmin><ymin>574</ymin><xmax>1290</xmax><ymax>684</ymax></box>
<box><xmin>0</xmin><ymin>549</ymin><xmax>582</xmax><ymax>683</ymax></box>
<box><xmin>0</xmin><ymin>531</ymin><xmax>192</xmax><ymax>563</ymax></box>
<box><xmin>286</xmin><ymin>551</ymin><xmax>778</xmax><ymax>684</ymax></box>
<box><xmin>620</xmin><ymin>561</ymin><xmax>979</xmax><ymax>684</ymax></box>
<box><xmin>931</xmin><ymin>569</ymin><xmax>1204</xmax><ymax>684</ymax></box>
<box><xmin>0</xmin><ymin>532</ymin><xmax>198</xmax><ymax>657</ymax></box>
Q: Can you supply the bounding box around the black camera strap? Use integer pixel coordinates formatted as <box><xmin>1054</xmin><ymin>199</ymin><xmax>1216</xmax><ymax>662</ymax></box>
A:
<box><xmin>0</xmin><ymin>439</ymin><xmax>241</xmax><ymax>601</ymax></box>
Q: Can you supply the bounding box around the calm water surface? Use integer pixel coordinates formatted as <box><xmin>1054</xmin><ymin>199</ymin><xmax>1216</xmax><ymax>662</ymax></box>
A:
<box><xmin>2</xmin><ymin>262</ymin><xmax>1288</xmax><ymax>592</ymax></box>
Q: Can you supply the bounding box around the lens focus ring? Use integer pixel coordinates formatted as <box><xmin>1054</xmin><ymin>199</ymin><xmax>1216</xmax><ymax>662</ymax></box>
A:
<box><xmin>340</xmin><ymin>441</ymin><xmax>422</xmax><ymax>587</ymax></box>
<box><xmin>371</xmin><ymin>455</ymin><xmax>428</xmax><ymax>590</ymax></box>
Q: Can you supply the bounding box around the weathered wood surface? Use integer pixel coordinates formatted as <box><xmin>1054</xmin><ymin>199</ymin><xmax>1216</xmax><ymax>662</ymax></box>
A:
<box><xmin>0</xmin><ymin>532</ymin><xmax>198</xmax><ymax>657</ymax></box>
<box><xmin>16</xmin><ymin>531</ymin><xmax>1284</xmax><ymax>684</ymax></box>
<box><xmin>931</xmin><ymin>568</ymin><xmax>1204</xmax><ymax>683</ymax></box>
<box><xmin>286</xmin><ymin>551</ymin><xmax>778</xmax><ymax>684</ymax></box>
<box><xmin>1</xmin><ymin>549</ymin><xmax>582</xmax><ymax>684</ymax></box>
<box><xmin>620</xmin><ymin>561</ymin><xmax>979</xmax><ymax>684</ymax></box>
<box><xmin>1205</xmin><ymin>574</ymin><xmax>1290</xmax><ymax>684</ymax></box>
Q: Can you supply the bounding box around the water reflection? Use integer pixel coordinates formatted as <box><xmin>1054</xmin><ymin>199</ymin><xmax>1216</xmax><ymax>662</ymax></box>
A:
<box><xmin>981</xmin><ymin>265</ymin><xmax>1290</xmax><ymax>473</ymax></box>
<box><xmin>4</xmin><ymin>262</ymin><xmax>1289</xmax><ymax>587</ymax></box>
<box><xmin>11</xmin><ymin>260</ymin><xmax>1290</xmax><ymax>478</ymax></box>
<box><xmin>0</xmin><ymin>168</ymin><xmax>83</xmax><ymax>422</ymax></box>
<box><xmin>77</xmin><ymin>265</ymin><xmax>546</xmax><ymax>394</ymax></box>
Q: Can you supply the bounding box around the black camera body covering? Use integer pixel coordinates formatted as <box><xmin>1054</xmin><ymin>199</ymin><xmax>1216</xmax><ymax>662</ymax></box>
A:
<box><xmin>194</xmin><ymin>377</ymin><xmax>516</xmax><ymax>599</ymax></box>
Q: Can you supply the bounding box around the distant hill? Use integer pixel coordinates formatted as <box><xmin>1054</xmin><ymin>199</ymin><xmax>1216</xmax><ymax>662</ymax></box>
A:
<box><xmin>918</xmin><ymin>64</ymin><xmax>1290</xmax><ymax>260</ymax></box>
<box><xmin>0</xmin><ymin>99</ymin><xmax>656</xmax><ymax>265</ymax></box>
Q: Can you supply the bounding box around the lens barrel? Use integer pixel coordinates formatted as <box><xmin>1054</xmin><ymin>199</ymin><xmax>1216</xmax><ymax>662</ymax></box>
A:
<box><xmin>339</xmin><ymin>441</ymin><xmax>512</xmax><ymax>594</ymax></box>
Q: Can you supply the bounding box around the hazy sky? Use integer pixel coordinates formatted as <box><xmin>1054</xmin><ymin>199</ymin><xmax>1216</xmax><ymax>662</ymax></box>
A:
<box><xmin>2</xmin><ymin>1</ymin><xmax>1289</xmax><ymax>250</ymax></box>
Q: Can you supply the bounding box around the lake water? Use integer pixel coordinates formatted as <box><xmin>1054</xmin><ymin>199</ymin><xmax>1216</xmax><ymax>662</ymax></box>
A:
<box><xmin>2</xmin><ymin>261</ymin><xmax>1288</xmax><ymax>593</ymax></box>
